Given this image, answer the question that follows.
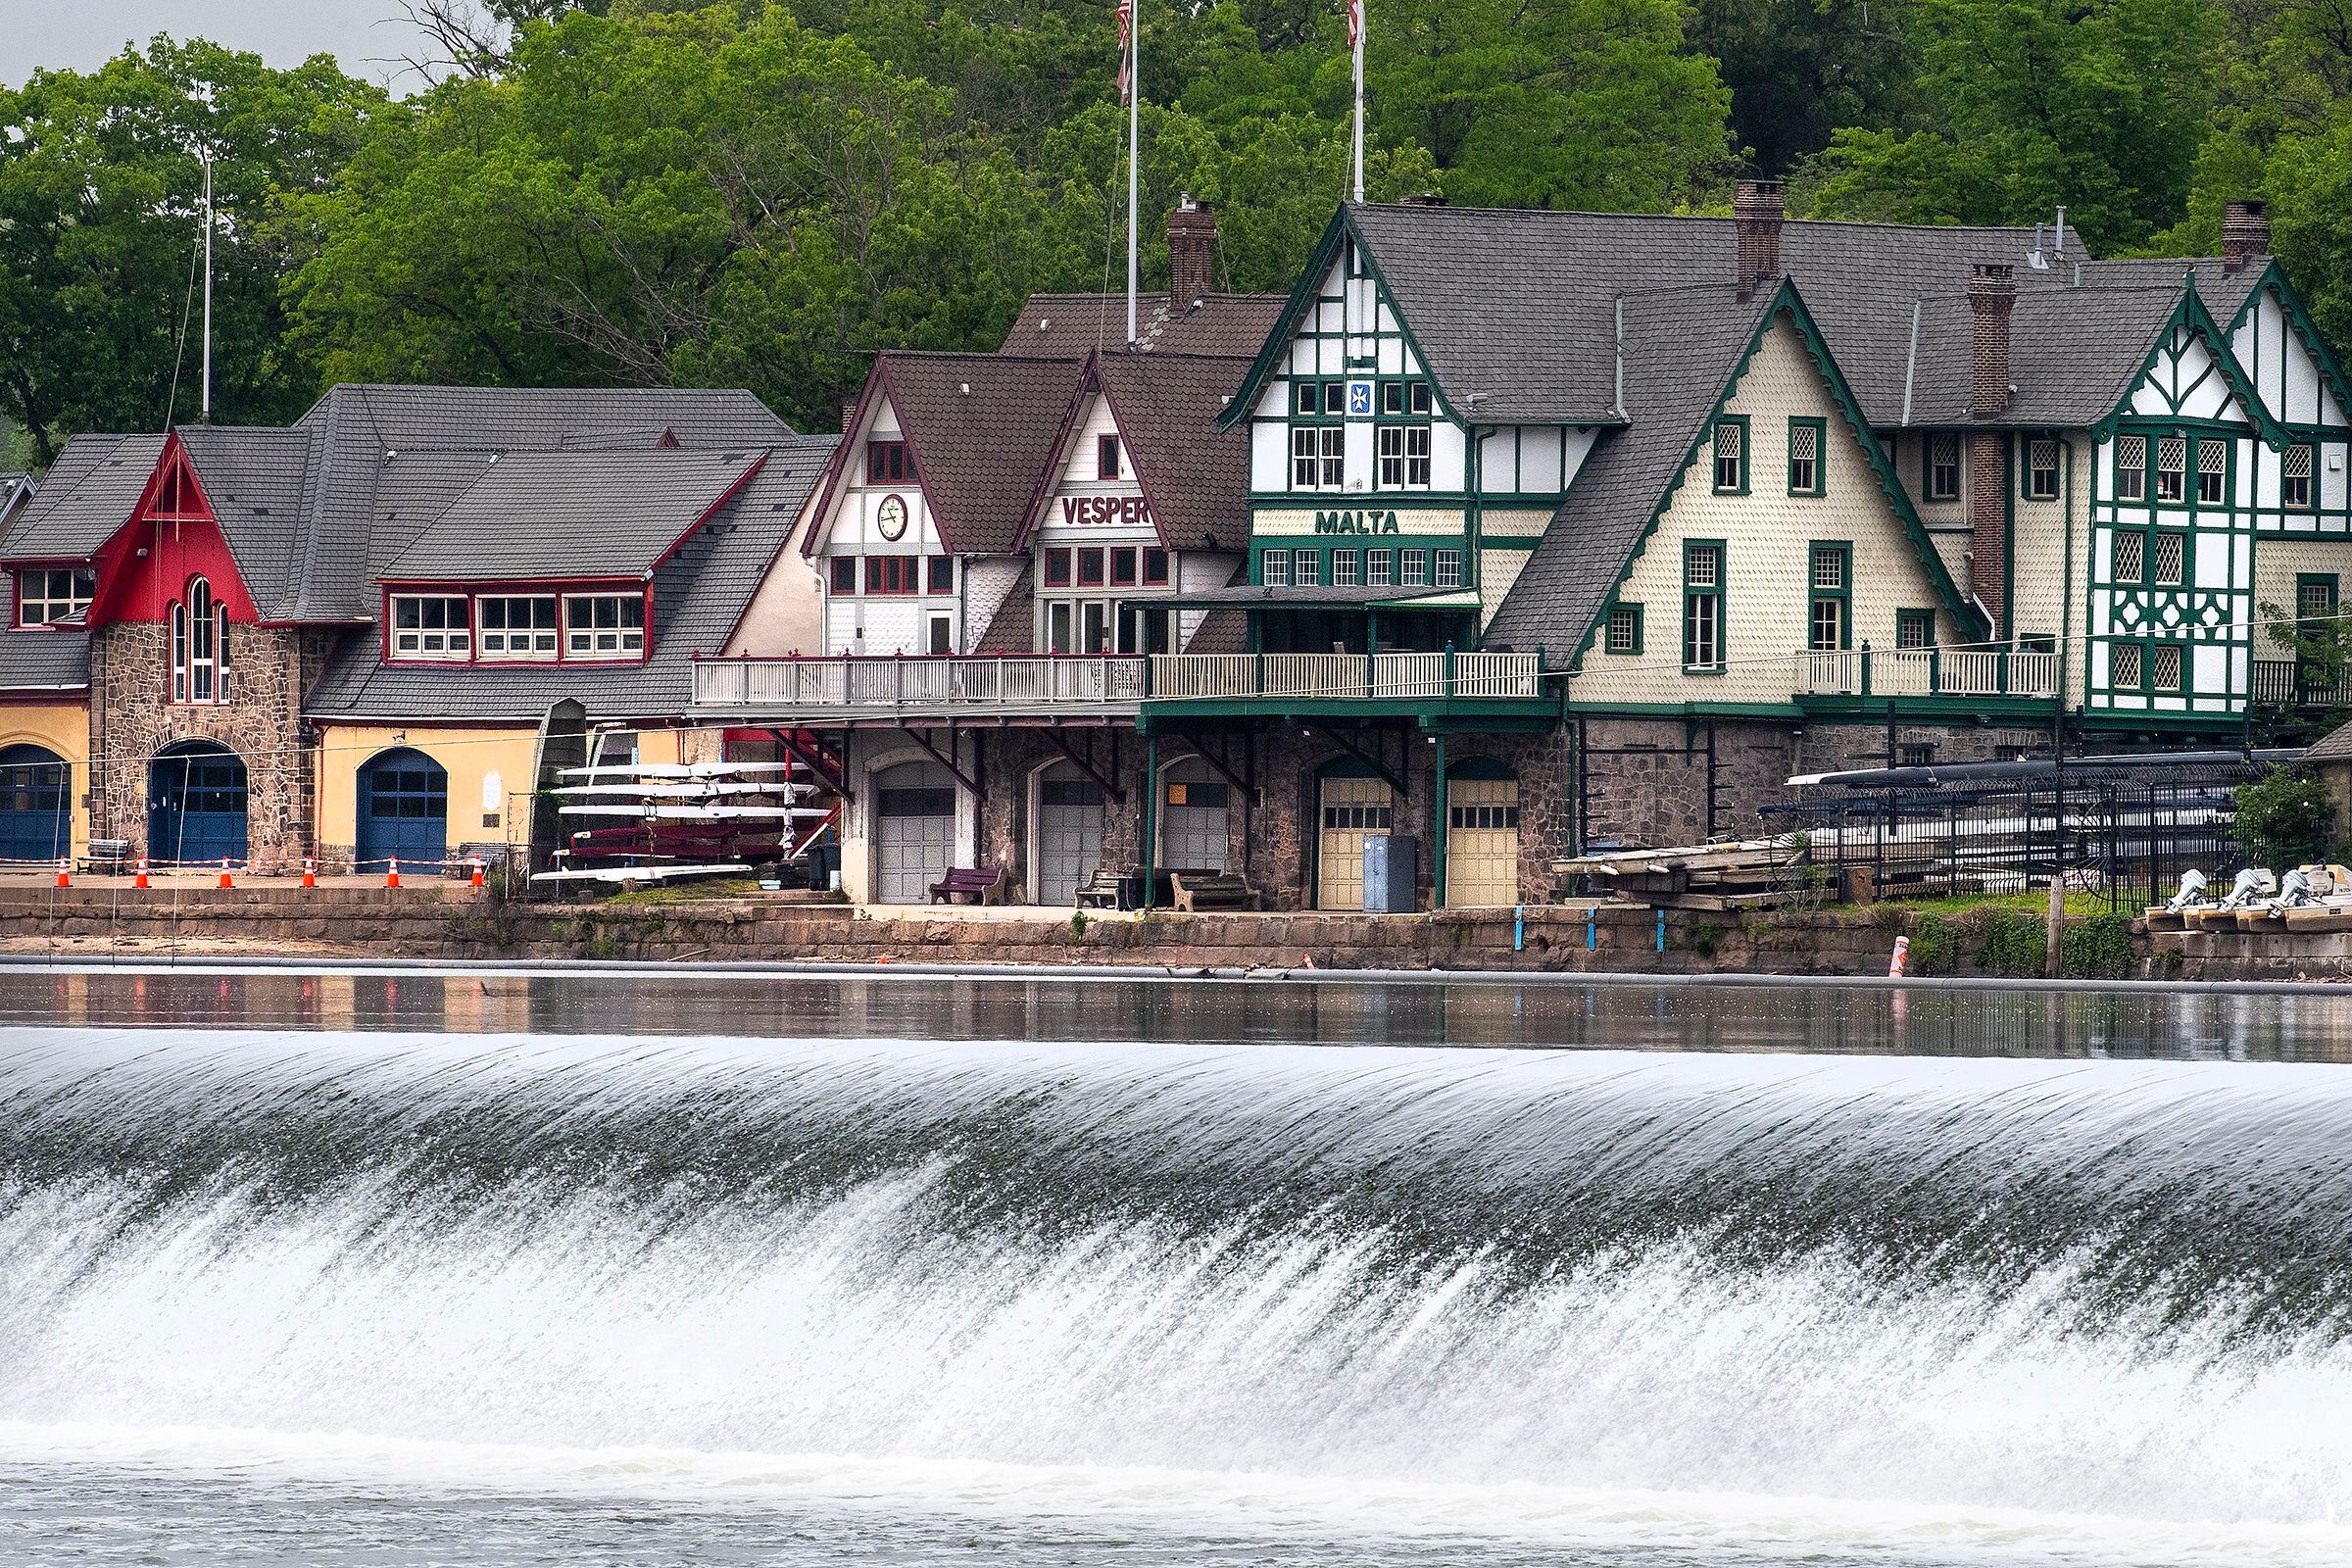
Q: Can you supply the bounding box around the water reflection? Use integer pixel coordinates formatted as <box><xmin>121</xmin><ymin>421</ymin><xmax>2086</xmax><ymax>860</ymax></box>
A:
<box><xmin>0</xmin><ymin>967</ymin><xmax>2346</xmax><ymax>1060</ymax></box>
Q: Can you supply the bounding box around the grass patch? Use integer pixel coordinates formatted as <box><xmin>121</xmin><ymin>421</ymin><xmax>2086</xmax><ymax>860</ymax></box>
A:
<box><xmin>601</xmin><ymin>876</ymin><xmax>762</xmax><ymax>906</ymax></box>
<box><xmin>1890</xmin><ymin>890</ymin><xmax>2111</xmax><ymax>919</ymax></box>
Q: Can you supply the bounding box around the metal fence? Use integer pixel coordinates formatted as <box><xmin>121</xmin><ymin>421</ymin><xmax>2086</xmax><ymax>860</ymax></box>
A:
<box><xmin>1764</xmin><ymin>766</ymin><xmax>2258</xmax><ymax>911</ymax></box>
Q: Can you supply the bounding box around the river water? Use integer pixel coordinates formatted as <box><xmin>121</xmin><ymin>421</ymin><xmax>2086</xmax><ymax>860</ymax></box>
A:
<box><xmin>3</xmin><ymin>969</ymin><xmax>2350</xmax><ymax>1566</ymax></box>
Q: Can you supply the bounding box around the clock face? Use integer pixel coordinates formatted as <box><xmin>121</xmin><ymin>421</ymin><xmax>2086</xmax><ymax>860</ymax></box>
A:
<box><xmin>876</xmin><ymin>493</ymin><xmax>909</xmax><ymax>542</ymax></box>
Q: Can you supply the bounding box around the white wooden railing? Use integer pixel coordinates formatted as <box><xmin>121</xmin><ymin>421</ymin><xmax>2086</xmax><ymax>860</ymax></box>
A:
<box><xmin>691</xmin><ymin>651</ymin><xmax>1546</xmax><ymax>712</ymax></box>
<box><xmin>1796</xmin><ymin>645</ymin><xmax>2061</xmax><ymax>701</ymax></box>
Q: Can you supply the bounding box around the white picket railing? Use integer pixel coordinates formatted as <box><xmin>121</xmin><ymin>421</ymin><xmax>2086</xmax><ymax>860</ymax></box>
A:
<box><xmin>1795</xmin><ymin>645</ymin><xmax>2060</xmax><ymax>701</ymax></box>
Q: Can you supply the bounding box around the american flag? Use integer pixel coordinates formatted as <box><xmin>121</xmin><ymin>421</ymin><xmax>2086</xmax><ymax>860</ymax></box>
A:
<box><xmin>1346</xmin><ymin>0</ymin><xmax>1362</xmax><ymax>50</ymax></box>
<box><xmin>1115</xmin><ymin>0</ymin><xmax>1134</xmax><ymax>103</ymax></box>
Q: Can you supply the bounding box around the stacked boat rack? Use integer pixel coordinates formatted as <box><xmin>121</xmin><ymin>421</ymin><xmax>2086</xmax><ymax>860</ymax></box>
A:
<box><xmin>532</xmin><ymin>760</ymin><xmax>837</xmax><ymax>889</ymax></box>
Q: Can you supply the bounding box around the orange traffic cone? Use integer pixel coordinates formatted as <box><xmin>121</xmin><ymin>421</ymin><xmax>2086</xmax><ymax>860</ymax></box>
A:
<box><xmin>134</xmin><ymin>856</ymin><xmax>149</xmax><ymax>890</ymax></box>
<box><xmin>302</xmin><ymin>856</ymin><xmax>317</xmax><ymax>889</ymax></box>
<box><xmin>385</xmin><ymin>857</ymin><xmax>401</xmax><ymax>890</ymax></box>
<box><xmin>217</xmin><ymin>858</ymin><xmax>233</xmax><ymax>890</ymax></box>
<box><xmin>54</xmin><ymin>858</ymin><xmax>69</xmax><ymax>889</ymax></box>
<box><xmin>470</xmin><ymin>857</ymin><xmax>485</xmax><ymax>888</ymax></box>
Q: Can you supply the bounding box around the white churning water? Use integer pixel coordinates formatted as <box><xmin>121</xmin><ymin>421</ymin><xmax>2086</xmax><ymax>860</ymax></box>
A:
<box><xmin>2</xmin><ymin>1029</ymin><xmax>2350</xmax><ymax>1566</ymax></box>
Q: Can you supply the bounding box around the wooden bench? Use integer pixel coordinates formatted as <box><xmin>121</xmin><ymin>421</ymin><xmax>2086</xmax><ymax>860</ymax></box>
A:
<box><xmin>1170</xmin><ymin>870</ymin><xmax>1256</xmax><ymax>913</ymax></box>
<box><xmin>929</xmin><ymin>866</ymin><xmax>1004</xmax><ymax>905</ymax></box>
<box><xmin>1073</xmin><ymin>866</ymin><xmax>1125</xmax><ymax>909</ymax></box>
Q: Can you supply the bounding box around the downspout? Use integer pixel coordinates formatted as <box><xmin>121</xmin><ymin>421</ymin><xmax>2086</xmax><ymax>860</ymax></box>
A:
<box><xmin>2002</xmin><ymin>437</ymin><xmax>2017</xmax><ymax>644</ymax></box>
<box><xmin>2059</xmin><ymin>435</ymin><xmax>2077</xmax><ymax>722</ymax></box>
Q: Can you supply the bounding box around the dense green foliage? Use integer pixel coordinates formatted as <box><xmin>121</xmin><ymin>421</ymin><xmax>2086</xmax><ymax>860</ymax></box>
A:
<box><xmin>6</xmin><ymin>0</ymin><xmax>2352</xmax><ymax>449</ymax></box>
<box><xmin>2233</xmin><ymin>765</ymin><xmax>2338</xmax><ymax>867</ymax></box>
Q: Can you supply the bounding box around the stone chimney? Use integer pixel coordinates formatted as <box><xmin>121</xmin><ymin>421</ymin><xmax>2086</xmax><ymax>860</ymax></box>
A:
<box><xmin>2224</xmin><ymin>199</ymin><xmax>2271</xmax><ymax>272</ymax></box>
<box><xmin>1168</xmin><ymin>196</ymin><xmax>1217</xmax><ymax>308</ymax></box>
<box><xmin>1734</xmin><ymin>179</ymin><xmax>1784</xmax><ymax>301</ymax></box>
<box><xmin>1967</xmin><ymin>263</ymin><xmax>2018</xmax><ymax>635</ymax></box>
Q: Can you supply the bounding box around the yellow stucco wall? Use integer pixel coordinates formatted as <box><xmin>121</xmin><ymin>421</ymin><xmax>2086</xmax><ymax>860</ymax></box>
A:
<box><xmin>314</xmin><ymin>724</ymin><xmax>542</xmax><ymax>869</ymax></box>
<box><xmin>0</xmin><ymin>702</ymin><xmax>92</xmax><ymax>861</ymax></box>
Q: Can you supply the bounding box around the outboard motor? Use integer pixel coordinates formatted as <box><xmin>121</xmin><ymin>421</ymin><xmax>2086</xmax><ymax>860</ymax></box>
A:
<box><xmin>2218</xmin><ymin>868</ymin><xmax>2278</xmax><ymax>910</ymax></box>
<box><xmin>2275</xmin><ymin>867</ymin><xmax>2316</xmax><ymax>908</ymax></box>
<box><xmin>2161</xmin><ymin>868</ymin><xmax>2209</xmax><ymax>912</ymax></box>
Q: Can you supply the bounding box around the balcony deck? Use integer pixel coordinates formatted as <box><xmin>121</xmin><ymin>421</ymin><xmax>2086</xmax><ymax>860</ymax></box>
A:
<box><xmin>690</xmin><ymin>651</ymin><xmax>1551</xmax><ymax>725</ymax></box>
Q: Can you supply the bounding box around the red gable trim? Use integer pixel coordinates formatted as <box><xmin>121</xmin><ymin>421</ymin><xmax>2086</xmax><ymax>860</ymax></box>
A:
<box><xmin>1008</xmin><ymin>351</ymin><xmax>1171</xmax><ymax>556</ymax></box>
<box><xmin>82</xmin><ymin>434</ymin><xmax>263</xmax><ymax>630</ymax></box>
<box><xmin>800</xmin><ymin>365</ymin><xmax>889</xmax><ymax>561</ymax></box>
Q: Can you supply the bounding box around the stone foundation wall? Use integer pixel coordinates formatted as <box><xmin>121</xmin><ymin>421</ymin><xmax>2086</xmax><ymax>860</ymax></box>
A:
<box><xmin>1795</xmin><ymin>720</ymin><xmax>2052</xmax><ymax>776</ymax></box>
<box><xmin>87</xmin><ymin>622</ymin><xmax>338</xmax><ymax>867</ymax></box>
<box><xmin>1577</xmin><ymin>717</ymin><xmax>1796</xmax><ymax>848</ymax></box>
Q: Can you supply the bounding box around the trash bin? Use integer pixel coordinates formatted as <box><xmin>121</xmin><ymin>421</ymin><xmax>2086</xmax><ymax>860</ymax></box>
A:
<box><xmin>805</xmin><ymin>841</ymin><xmax>840</xmax><ymax>892</ymax></box>
<box><xmin>1361</xmin><ymin>833</ymin><xmax>1419</xmax><ymax>913</ymax></box>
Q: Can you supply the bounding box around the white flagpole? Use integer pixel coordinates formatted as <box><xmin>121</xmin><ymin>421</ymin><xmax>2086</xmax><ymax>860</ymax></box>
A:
<box><xmin>1350</xmin><ymin>0</ymin><xmax>1364</xmax><ymax>203</ymax></box>
<box><xmin>1127</xmin><ymin>0</ymin><xmax>1140</xmax><ymax>345</ymax></box>
<box><xmin>200</xmin><ymin>150</ymin><xmax>214</xmax><ymax>423</ymax></box>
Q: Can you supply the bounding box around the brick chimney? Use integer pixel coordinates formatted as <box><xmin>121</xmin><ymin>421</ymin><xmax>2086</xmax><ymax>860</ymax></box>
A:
<box><xmin>1967</xmin><ymin>264</ymin><xmax>2018</xmax><ymax>635</ymax></box>
<box><xmin>1734</xmin><ymin>179</ymin><xmax>1784</xmax><ymax>301</ymax></box>
<box><xmin>1168</xmin><ymin>196</ymin><xmax>1217</xmax><ymax>308</ymax></box>
<box><xmin>2224</xmin><ymin>199</ymin><xmax>2271</xmax><ymax>272</ymax></box>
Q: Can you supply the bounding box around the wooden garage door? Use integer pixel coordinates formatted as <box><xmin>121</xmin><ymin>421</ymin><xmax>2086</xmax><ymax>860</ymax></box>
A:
<box><xmin>1036</xmin><ymin>762</ymin><xmax>1105</xmax><ymax>906</ymax></box>
<box><xmin>1445</xmin><ymin>776</ymin><xmax>1521</xmax><ymax>907</ymax></box>
<box><xmin>1317</xmin><ymin>775</ymin><xmax>1393</xmax><ymax>911</ymax></box>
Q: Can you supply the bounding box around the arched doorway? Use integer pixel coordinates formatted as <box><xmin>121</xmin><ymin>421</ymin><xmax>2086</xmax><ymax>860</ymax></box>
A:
<box><xmin>149</xmin><ymin>741</ymin><xmax>248</xmax><ymax>866</ymax></box>
<box><xmin>357</xmin><ymin>748</ymin><xmax>450</xmax><ymax>870</ymax></box>
<box><xmin>873</xmin><ymin>760</ymin><xmax>956</xmax><ymax>904</ymax></box>
<box><xmin>0</xmin><ymin>745</ymin><xmax>71</xmax><ymax>865</ymax></box>
<box><xmin>1159</xmin><ymin>756</ymin><xmax>1230</xmax><ymax>873</ymax></box>
<box><xmin>1033</xmin><ymin>760</ymin><xmax>1105</xmax><ymax>906</ymax></box>
<box><xmin>1444</xmin><ymin>759</ymin><xmax>1521</xmax><ymax>907</ymax></box>
<box><xmin>1315</xmin><ymin>760</ymin><xmax>1395</xmax><ymax>911</ymax></box>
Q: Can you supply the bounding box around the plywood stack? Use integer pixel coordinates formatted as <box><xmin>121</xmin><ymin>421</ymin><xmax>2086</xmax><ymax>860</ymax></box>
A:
<box><xmin>1551</xmin><ymin>838</ymin><xmax>1814</xmax><ymax>911</ymax></box>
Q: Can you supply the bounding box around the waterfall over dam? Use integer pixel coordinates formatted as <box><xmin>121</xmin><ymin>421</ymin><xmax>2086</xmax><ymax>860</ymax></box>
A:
<box><xmin>3</xmin><ymin>1024</ymin><xmax>2350</xmax><ymax>1565</ymax></box>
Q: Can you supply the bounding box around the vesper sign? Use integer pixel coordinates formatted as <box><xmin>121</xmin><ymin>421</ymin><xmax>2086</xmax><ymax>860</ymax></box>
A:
<box><xmin>1059</xmin><ymin>496</ymin><xmax>1152</xmax><ymax>526</ymax></box>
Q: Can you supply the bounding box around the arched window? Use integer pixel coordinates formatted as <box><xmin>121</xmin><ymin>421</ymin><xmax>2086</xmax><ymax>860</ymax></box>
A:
<box><xmin>171</xmin><ymin>578</ymin><xmax>230</xmax><ymax>705</ymax></box>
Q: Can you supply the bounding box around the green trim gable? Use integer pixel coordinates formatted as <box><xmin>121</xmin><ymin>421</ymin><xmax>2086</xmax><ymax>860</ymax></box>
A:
<box><xmin>2094</xmin><ymin>282</ymin><xmax>2292</xmax><ymax>451</ymax></box>
<box><xmin>2230</xmin><ymin>264</ymin><xmax>2352</xmax><ymax>429</ymax></box>
<box><xmin>1565</xmin><ymin>279</ymin><xmax>1984</xmax><ymax>671</ymax></box>
<box><xmin>1218</xmin><ymin>209</ymin><xmax>1352</xmax><ymax>433</ymax></box>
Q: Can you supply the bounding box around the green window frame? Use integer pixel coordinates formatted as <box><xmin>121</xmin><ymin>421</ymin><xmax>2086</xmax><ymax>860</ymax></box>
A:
<box><xmin>1787</xmin><ymin>417</ymin><xmax>1827</xmax><ymax>497</ymax></box>
<box><xmin>2283</xmin><ymin>442</ymin><xmax>2317</xmax><ymax>512</ymax></box>
<box><xmin>2112</xmin><ymin>433</ymin><xmax>2149</xmax><ymax>503</ymax></box>
<box><xmin>2191</xmin><ymin>433</ymin><xmax>2231</xmax><ymax>510</ymax></box>
<box><xmin>1710</xmin><ymin>416</ymin><xmax>1749</xmax><ymax>495</ymax></box>
<box><xmin>1807</xmin><ymin>541</ymin><xmax>1852</xmax><ymax>652</ymax></box>
<box><xmin>1683</xmin><ymin>539</ymin><xmax>1726</xmax><ymax>671</ymax></box>
<box><xmin>2023</xmin><ymin>436</ymin><xmax>2060</xmax><ymax>502</ymax></box>
<box><xmin>1894</xmin><ymin>609</ymin><xmax>1935</xmax><ymax>650</ymax></box>
<box><xmin>2110</xmin><ymin>525</ymin><xmax>2147</xmax><ymax>585</ymax></box>
<box><xmin>1603</xmin><ymin>602</ymin><xmax>1643</xmax><ymax>656</ymax></box>
<box><xmin>2150</xmin><ymin>528</ymin><xmax>2186</xmax><ymax>587</ymax></box>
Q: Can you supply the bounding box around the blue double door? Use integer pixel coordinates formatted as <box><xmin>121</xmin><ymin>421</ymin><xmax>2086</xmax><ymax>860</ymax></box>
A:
<box><xmin>357</xmin><ymin>749</ymin><xmax>449</xmax><ymax>870</ymax></box>
<box><xmin>149</xmin><ymin>743</ymin><xmax>248</xmax><ymax>866</ymax></box>
<box><xmin>0</xmin><ymin>745</ymin><xmax>72</xmax><ymax>865</ymax></box>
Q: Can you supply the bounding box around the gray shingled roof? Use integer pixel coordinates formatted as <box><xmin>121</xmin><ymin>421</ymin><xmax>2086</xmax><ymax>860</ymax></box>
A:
<box><xmin>0</xmin><ymin>435</ymin><xmax>165</xmax><ymax>560</ymax></box>
<box><xmin>173</xmin><ymin>425</ymin><xmax>314</xmax><ymax>620</ymax></box>
<box><xmin>379</xmin><ymin>449</ymin><xmax>763</xmax><ymax>581</ymax></box>
<box><xmin>1484</xmin><ymin>287</ymin><xmax>1779</xmax><ymax>661</ymax></box>
<box><xmin>2304</xmin><ymin>719</ymin><xmax>2352</xmax><ymax>763</ymax></box>
<box><xmin>1342</xmin><ymin>203</ymin><xmax>2271</xmax><ymax>432</ymax></box>
<box><xmin>1004</xmin><ymin>293</ymin><xmax>1288</xmax><ymax>360</ymax></box>
<box><xmin>305</xmin><ymin>437</ymin><xmax>834</xmax><ymax>722</ymax></box>
<box><xmin>0</xmin><ymin>629</ymin><xmax>89</xmax><ymax>693</ymax></box>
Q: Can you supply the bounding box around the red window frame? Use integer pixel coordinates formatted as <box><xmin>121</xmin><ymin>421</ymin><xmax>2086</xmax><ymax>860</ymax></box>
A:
<box><xmin>1142</xmin><ymin>548</ymin><xmax>1170</xmax><ymax>586</ymax></box>
<box><xmin>864</xmin><ymin>556</ymin><xmax>920</xmax><ymax>595</ymax></box>
<box><xmin>927</xmin><ymin>556</ymin><xmax>956</xmax><ymax>594</ymax></box>
<box><xmin>829</xmin><ymin>558</ymin><xmax>858</xmax><ymax>594</ymax></box>
<box><xmin>866</xmin><ymin>441</ymin><xmax>910</xmax><ymax>484</ymax></box>
<box><xmin>1097</xmin><ymin>434</ymin><xmax>1120</xmax><ymax>480</ymax></box>
<box><xmin>1045</xmin><ymin>548</ymin><xmax>1073</xmax><ymax>587</ymax></box>
<box><xmin>1110</xmin><ymin>548</ymin><xmax>1139</xmax><ymax>587</ymax></box>
<box><xmin>1076</xmin><ymin>548</ymin><xmax>1106</xmax><ymax>588</ymax></box>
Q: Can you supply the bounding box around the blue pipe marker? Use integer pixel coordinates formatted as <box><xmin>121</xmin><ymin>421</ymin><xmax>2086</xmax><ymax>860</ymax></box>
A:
<box><xmin>1587</xmin><ymin>913</ymin><xmax>1597</xmax><ymax>952</ymax></box>
<box><xmin>1655</xmin><ymin>909</ymin><xmax>1666</xmax><ymax>952</ymax></box>
<box><xmin>1513</xmin><ymin>906</ymin><xmax>1525</xmax><ymax>953</ymax></box>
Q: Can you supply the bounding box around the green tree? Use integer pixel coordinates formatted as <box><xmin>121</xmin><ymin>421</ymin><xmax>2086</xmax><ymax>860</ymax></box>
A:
<box><xmin>1690</xmin><ymin>0</ymin><xmax>1918</xmax><ymax>174</ymax></box>
<box><xmin>2234</xmin><ymin>764</ymin><xmax>2337</xmax><ymax>866</ymax></box>
<box><xmin>288</xmin><ymin>5</ymin><xmax>1080</xmax><ymax>429</ymax></box>
<box><xmin>1806</xmin><ymin>0</ymin><xmax>2219</xmax><ymax>253</ymax></box>
<box><xmin>0</xmin><ymin>38</ymin><xmax>383</xmax><ymax>465</ymax></box>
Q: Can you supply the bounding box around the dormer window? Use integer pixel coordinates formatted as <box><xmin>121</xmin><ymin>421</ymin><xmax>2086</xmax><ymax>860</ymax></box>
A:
<box><xmin>565</xmin><ymin>593</ymin><xmax>646</xmax><ymax>659</ymax></box>
<box><xmin>171</xmin><ymin>578</ymin><xmax>230</xmax><ymax>704</ymax></box>
<box><xmin>18</xmin><ymin>568</ymin><xmax>94</xmax><ymax>627</ymax></box>
<box><xmin>866</xmin><ymin>441</ymin><xmax>910</xmax><ymax>484</ymax></box>
<box><xmin>390</xmin><ymin>594</ymin><xmax>472</xmax><ymax>661</ymax></box>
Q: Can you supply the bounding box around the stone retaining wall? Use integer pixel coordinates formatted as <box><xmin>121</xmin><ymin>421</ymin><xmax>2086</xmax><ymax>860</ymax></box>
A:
<box><xmin>0</xmin><ymin>886</ymin><xmax>2125</xmax><ymax>976</ymax></box>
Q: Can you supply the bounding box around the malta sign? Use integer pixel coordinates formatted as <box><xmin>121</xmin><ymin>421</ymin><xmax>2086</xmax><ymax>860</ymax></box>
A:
<box><xmin>1059</xmin><ymin>495</ymin><xmax>1152</xmax><ymax>527</ymax></box>
<box><xmin>1314</xmin><ymin>510</ymin><xmax>1400</xmax><ymax>534</ymax></box>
